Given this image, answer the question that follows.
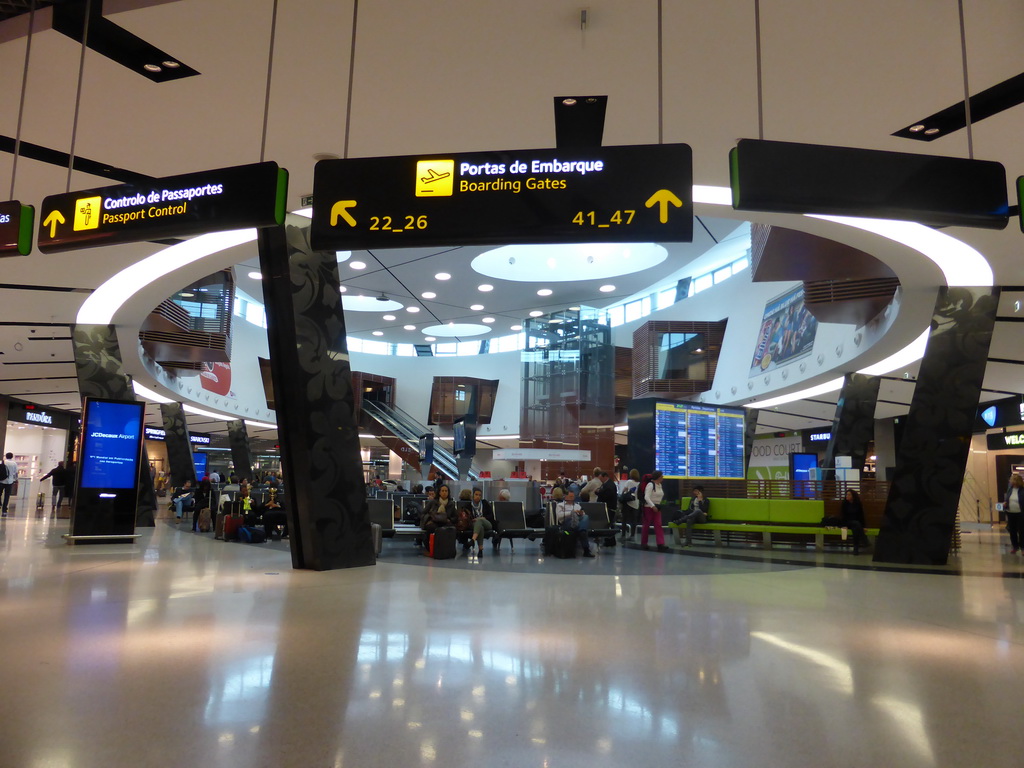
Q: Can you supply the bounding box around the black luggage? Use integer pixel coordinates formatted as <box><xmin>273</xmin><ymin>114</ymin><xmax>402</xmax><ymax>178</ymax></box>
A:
<box><xmin>371</xmin><ymin>522</ymin><xmax>383</xmax><ymax>557</ymax></box>
<box><xmin>429</xmin><ymin>527</ymin><xmax>457</xmax><ymax>560</ymax></box>
<box><xmin>543</xmin><ymin>526</ymin><xmax>577</xmax><ymax>559</ymax></box>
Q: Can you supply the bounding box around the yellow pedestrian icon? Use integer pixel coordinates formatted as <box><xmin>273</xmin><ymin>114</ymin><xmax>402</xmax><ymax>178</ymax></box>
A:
<box><xmin>73</xmin><ymin>196</ymin><xmax>102</xmax><ymax>231</ymax></box>
<box><xmin>415</xmin><ymin>160</ymin><xmax>454</xmax><ymax>197</ymax></box>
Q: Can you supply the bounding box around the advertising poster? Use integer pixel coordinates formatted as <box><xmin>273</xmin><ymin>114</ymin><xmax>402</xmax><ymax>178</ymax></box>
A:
<box><xmin>746</xmin><ymin>433</ymin><xmax>804</xmax><ymax>482</ymax></box>
<box><xmin>749</xmin><ymin>286</ymin><xmax>818</xmax><ymax>377</ymax></box>
<box><xmin>80</xmin><ymin>401</ymin><xmax>144</xmax><ymax>489</ymax></box>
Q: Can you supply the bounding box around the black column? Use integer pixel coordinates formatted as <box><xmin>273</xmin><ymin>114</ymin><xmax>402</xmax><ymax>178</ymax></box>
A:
<box><xmin>743</xmin><ymin>408</ymin><xmax>759</xmax><ymax>478</ymax></box>
<box><xmin>71</xmin><ymin>324</ymin><xmax>158</xmax><ymax>524</ymax></box>
<box><xmin>874</xmin><ymin>287</ymin><xmax>999</xmax><ymax>565</ymax></box>
<box><xmin>226</xmin><ymin>420</ymin><xmax>254</xmax><ymax>483</ymax></box>
<box><xmin>257</xmin><ymin>224</ymin><xmax>373</xmax><ymax>571</ymax></box>
<box><xmin>822</xmin><ymin>374</ymin><xmax>881</xmax><ymax>471</ymax></box>
<box><xmin>160</xmin><ymin>402</ymin><xmax>197</xmax><ymax>487</ymax></box>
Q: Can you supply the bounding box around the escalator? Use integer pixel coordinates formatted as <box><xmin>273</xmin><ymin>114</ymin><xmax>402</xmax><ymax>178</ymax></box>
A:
<box><xmin>362</xmin><ymin>400</ymin><xmax>480</xmax><ymax>481</ymax></box>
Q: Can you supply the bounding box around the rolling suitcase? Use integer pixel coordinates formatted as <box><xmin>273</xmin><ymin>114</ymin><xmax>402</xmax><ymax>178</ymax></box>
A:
<box><xmin>223</xmin><ymin>513</ymin><xmax>244</xmax><ymax>541</ymax></box>
<box><xmin>371</xmin><ymin>522</ymin><xmax>383</xmax><ymax>557</ymax></box>
<box><xmin>428</xmin><ymin>527</ymin><xmax>456</xmax><ymax>559</ymax></box>
<box><xmin>543</xmin><ymin>526</ymin><xmax>577</xmax><ymax>559</ymax></box>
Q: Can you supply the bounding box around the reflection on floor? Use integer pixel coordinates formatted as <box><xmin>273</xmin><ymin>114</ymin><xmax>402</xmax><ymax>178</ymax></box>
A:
<box><xmin>1</xmin><ymin>514</ymin><xmax>1022</xmax><ymax>768</ymax></box>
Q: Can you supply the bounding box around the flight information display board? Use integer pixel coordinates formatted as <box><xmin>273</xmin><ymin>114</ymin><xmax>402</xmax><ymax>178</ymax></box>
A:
<box><xmin>654</xmin><ymin>401</ymin><xmax>746</xmax><ymax>479</ymax></box>
<box><xmin>310</xmin><ymin>143</ymin><xmax>692</xmax><ymax>250</ymax></box>
<box><xmin>0</xmin><ymin>200</ymin><xmax>34</xmax><ymax>256</ymax></box>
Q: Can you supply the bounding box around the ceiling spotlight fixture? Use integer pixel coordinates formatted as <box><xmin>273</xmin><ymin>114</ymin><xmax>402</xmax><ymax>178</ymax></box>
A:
<box><xmin>478</xmin><ymin>284</ymin><xmax>494</xmax><ymax>292</ymax></box>
<box><xmin>421</xmin><ymin>291</ymin><xmax>437</xmax><ymax>299</ymax></box>
<box><xmin>382</xmin><ymin>314</ymin><xmax>396</xmax><ymax>321</ymax></box>
<box><xmin>425</xmin><ymin>337</ymin><xmax>436</xmax><ymax>342</ymax></box>
<box><xmin>246</xmin><ymin>271</ymin><xmax>262</xmax><ymax>280</ymax></box>
<box><xmin>372</xmin><ymin>331</ymin><xmax>384</xmax><ymax>336</ymax></box>
<box><xmin>924</xmin><ymin>128</ymin><xmax>940</xmax><ymax>135</ymax></box>
<box><xmin>482</xmin><ymin>317</ymin><xmax>495</xmax><ymax>323</ymax></box>
<box><xmin>162</xmin><ymin>60</ymin><xmax>181</xmax><ymax>68</ymax></box>
<box><xmin>435</xmin><ymin>272</ymin><xmax>452</xmax><ymax>280</ymax></box>
<box><xmin>350</xmin><ymin>261</ymin><xmax>366</xmax><ymax>269</ymax></box>
<box><xmin>143</xmin><ymin>63</ymin><xmax>162</xmax><ymax>72</ymax></box>
<box><xmin>909</xmin><ymin>124</ymin><xmax>925</xmax><ymax>132</ymax></box>
<box><xmin>537</xmin><ymin>288</ymin><xmax>553</xmax><ymax>296</ymax></box>
<box><xmin>510</xmin><ymin>324</ymin><xmax>522</xmax><ymax>331</ymax></box>
<box><xmin>470</xmin><ymin>304</ymin><xmax>484</xmax><ymax>311</ymax></box>
<box><xmin>529</xmin><ymin>310</ymin><xmax>544</xmax><ymax>317</ymax></box>
<box><xmin>407</xmin><ymin>306</ymin><xmax>420</xmax><ymax>313</ymax></box>
<box><xmin>599</xmin><ymin>284</ymin><xmax>615</xmax><ymax>292</ymax></box>
<box><xmin>403</xmin><ymin>324</ymin><xmax>416</xmax><ymax>330</ymax></box>
<box><xmin>562</xmin><ymin>98</ymin><xmax>577</xmax><ymax>106</ymax></box>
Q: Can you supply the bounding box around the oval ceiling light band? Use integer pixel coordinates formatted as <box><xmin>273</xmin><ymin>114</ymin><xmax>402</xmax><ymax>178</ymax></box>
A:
<box><xmin>471</xmin><ymin>243</ymin><xmax>667</xmax><ymax>282</ymax></box>
<box><xmin>421</xmin><ymin>323</ymin><xmax>490</xmax><ymax>337</ymax></box>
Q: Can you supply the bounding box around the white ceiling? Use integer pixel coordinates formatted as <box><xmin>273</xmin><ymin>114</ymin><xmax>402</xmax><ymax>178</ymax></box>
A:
<box><xmin>1</xmin><ymin>0</ymin><xmax>1023</xmax><ymax>441</ymax></box>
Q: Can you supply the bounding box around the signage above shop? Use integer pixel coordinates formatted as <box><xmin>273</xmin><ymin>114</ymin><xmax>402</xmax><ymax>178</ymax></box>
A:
<box><xmin>730</xmin><ymin>139</ymin><xmax>1009</xmax><ymax>230</ymax></box>
<box><xmin>144</xmin><ymin>426</ymin><xmax>211</xmax><ymax>445</ymax></box>
<box><xmin>807</xmin><ymin>431</ymin><xmax>831</xmax><ymax>443</ymax></box>
<box><xmin>6</xmin><ymin>403</ymin><xmax>71</xmax><ymax>430</ymax></box>
<box><xmin>0</xmin><ymin>200</ymin><xmax>34</xmax><ymax>256</ymax></box>
<box><xmin>36</xmin><ymin>162</ymin><xmax>288</xmax><ymax>254</ymax></box>
<box><xmin>310</xmin><ymin>144</ymin><xmax>693</xmax><ymax>250</ymax></box>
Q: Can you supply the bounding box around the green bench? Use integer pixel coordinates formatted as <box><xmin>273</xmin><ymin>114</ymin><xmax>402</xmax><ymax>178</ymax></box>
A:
<box><xmin>661</xmin><ymin>498</ymin><xmax>879</xmax><ymax>550</ymax></box>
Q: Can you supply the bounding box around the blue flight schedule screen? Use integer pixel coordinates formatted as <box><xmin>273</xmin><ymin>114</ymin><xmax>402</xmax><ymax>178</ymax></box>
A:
<box><xmin>653</xmin><ymin>401</ymin><xmax>746</xmax><ymax>479</ymax></box>
<box><xmin>80</xmin><ymin>401</ymin><xmax>144</xmax><ymax>489</ymax></box>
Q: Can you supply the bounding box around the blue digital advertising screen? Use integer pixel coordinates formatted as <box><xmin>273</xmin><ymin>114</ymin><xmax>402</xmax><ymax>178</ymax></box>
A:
<box><xmin>80</xmin><ymin>400</ymin><xmax>145</xmax><ymax>489</ymax></box>
<box><xmin>193</xmin><ymin>452</ymin><xmax>208</xmax><ymax>478</ymax></box>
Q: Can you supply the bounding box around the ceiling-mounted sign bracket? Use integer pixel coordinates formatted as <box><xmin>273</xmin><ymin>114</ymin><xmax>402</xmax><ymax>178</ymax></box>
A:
<box><xmin>0</xmin><ymin>201</ymin><xmax>35</xmax><ymax>256</ymax></box>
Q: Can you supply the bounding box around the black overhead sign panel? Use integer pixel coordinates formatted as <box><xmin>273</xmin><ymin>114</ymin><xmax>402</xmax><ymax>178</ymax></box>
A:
<box><xmin>0</xmin><ymin>200</ymin><xmax>34</xmax><ymax>257</ymax></box>
<box><xmin>310</xmin><ymin>144</ymin><xmax>693</xmax><ymax>251</ymax></box>
<box><xmin>730</xmin><ymin>139</ymin><xmax>1009</xmax><ymax>230</ymax></box>
<box><xmin>37</xmin><ymin>162</ymin><xmax>288</xmax><ymax>254</ymax></box>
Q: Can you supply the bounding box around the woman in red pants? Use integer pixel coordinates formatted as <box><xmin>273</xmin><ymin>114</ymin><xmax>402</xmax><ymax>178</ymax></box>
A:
<box><xmin>640</xmin><ymin>471</ymin><xmax>668</xmax><ymax>552</ymax></box>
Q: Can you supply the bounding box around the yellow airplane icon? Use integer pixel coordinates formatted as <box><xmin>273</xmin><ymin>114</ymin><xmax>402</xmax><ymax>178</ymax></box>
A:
<box><xmin>415</xmin><ymin>160</ymin><xmax>455</xmax><ymax>196</ymax></box>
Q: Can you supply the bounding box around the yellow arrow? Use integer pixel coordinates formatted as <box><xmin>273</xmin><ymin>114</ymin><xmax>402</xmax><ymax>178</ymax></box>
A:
<box><xmin>42</xmin><ymin>210</ymin><xmax>65</xmax><ymax>239</ymax></box>
<box><xmin>330</xmin><ymin>200</ymin><xmax>358</xmax><ymax>227</ymax></box>
<box><xmin>644</xmin><ymin>189</ymin><xmax>684</xmax><ymax>223</ymax></box>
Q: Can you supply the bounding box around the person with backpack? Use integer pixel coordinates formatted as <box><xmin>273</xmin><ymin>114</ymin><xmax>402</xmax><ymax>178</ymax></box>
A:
<box><xmin>639</xmin><ymin>470</ymin><xmax>669</xmax><ymax>552</ymax></box>
<box><xmin>0</xmin><ymin>452</ymin><xmax>17</xmax><ymax>517</ymax></box>
<box><xmin>618</xmin><ymin>468</ymin><xmax>641</xmax><ymax>540</ymax></box>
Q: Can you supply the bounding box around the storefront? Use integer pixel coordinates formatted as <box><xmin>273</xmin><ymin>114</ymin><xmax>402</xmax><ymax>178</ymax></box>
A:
<box><xmin>143</xmin><ymin>426</ymin><xmax>212</xmax><ymax>489</ymax></box>
<box><xmin>3</xmin><ymin>403</ymin><xmax>74</xmax><ymax>514</ymax></box>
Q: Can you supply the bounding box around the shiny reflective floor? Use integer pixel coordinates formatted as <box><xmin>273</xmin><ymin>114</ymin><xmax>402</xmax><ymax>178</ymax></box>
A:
<box><xmin>1</xmin><ymin>515</ymin><xmax>1022</xmax><ymax>768</ymax></box>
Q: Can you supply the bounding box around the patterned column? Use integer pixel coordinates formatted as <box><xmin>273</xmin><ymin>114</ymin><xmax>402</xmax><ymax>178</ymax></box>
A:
<box><xmin>160</xmin><ymin>402</ymin><xmax>197</xmax><ymax>487</ymax></box>
<box><xmin>226</xmin><ymin>420</ymin><xmax>254</xmax><ymax>483</ymax></box>
<box><xmin>874</xmin><ymin>287</ymin><xmax>1000</xmax><ymax>565</ymax></box>
<box><xmin>822</xmin><ymin>374</ymin><xmax>881</xmax><ymax>471</ymax></box>
<box><xmin>71</xmin><ymin>324</ymin><xmax>158</xmax><ymax>525</ymax></box>
<box><xmin>256</xmin><ymin>224</ymin><xmax>374</xmax><ymax>571</ymax></box>
<box><xmin>743</xmin><ymin>408</ymin><xmax>759</xmax><ymax>478</ymax></box>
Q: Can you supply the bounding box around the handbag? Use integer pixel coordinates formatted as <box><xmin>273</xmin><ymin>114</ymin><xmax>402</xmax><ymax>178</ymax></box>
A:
<box><xmin>456</xmin><ymin>508</ymin><xmax>473</xmax><ymax>532</ymax></box>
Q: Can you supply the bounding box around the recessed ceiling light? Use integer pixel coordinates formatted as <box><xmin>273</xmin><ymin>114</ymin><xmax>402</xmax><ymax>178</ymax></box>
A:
<box><xmin>482</xmin><ymin>317</ymin><xmax>495</xmax><ymax>323</ymax></box>
<box><xmin>404</xmin><ymin>324</ymin><xmax>416</xmax><ymax>331</ymax></box>
<box><xmin>247</xmin><ymin>271</ymin><xmax>262</xmax><ymax>280</ymax></box>
<box><xmin>909</xmin><ymin>124</ymin><xmax>925</xmax><ymax>132</ymax></box>
<box><xmin>339</xmin><ymin>286</ymin><xmax>347</xmax><ymax>293</ymax></box>
<box><xmin>162</xmin><ymin>60</ymin><xmax>181</xmax><ymax>69</ymax></box>
<box><xmin>510</xmin><ymin>324</ymin><xmax>522</xmax><ymax>331</ymax></box>
<box><xmin>425</xmin><ymin>336</ymin><xmax>436</xmax><ymax>342</ymax></box>
<box><xmin>421</xmin><ymin>291</ymin><xmax>437</xmax><ymax>299</ymax></box>
<box><xmin>143</xmin><ymin>63</ymin><xmax>162</xmax><ymax>73</ymax></box>
<box><xmin>470</xmin><ymin>304</ymin><xmax>484</xmax><ymax>311</ymax></box>
<box><xmin>435</xmin><ymin>272</ymin><xmax>451</xmax><ymax>280</ymax></box>
<box><xmin>924</xmin><ymin>128</ymin><xmax>940</xmax><ymax>135</ymax></box>
<box><xmin>537</xmin><ymin>288</ymin><xmax>553</xmax><ymax>296</ymax></box>
<box><xmin>562</xmin><ymin>98</ymin><xmax>577</xmax><ymax>106</ymax></box>
<box><xmin>529</xmin><ymin>310</ymin><xmax>544</xmax><ymax>317</ymax></box>
<box><xmin>180</xmin><ymin>292</ymin><xmax>194</xmax><ymax>298</ymax></box>
<box><xmin>478</xmin><ymin>284</ymin><xmax>494</xmax><ymax>292</ymax></box>
<box><xmin>350</xmin><ymin>261</ymin><xmax>366</xmax><ymax>269</ymax></box>
<box><xmin>382</xmin><ymin>314</ymin><xmax>396</xmax><ymax>321</ymax></box>
<box><xmin>407</xmin><ymin>306</ymin><xmax>420</xmax><ymax>313</ymax></box>
<box><xmin>372</xmin><ymin>331</ymin><xmax>384</xmax><ymax>336</ymax></box>
<box><xmin>569</xmin><ymin>306</ymin><xmax>581</xmax><ymax>311</ymax></box>
<box><xmin>599</xmin><ymin>284</ymin><xmax>615</xmax><ymax>292</ymax></box>
<box><xmin>549</xmin><ymin>318</ymin><xmax>562</xmax><ymax>324</ymax></box>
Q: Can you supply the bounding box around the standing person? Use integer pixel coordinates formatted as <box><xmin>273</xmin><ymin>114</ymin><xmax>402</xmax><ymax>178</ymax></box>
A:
<box><xmin>554</xmin><ymin>490</ymin><xmax>594</xmax><ymax>557</ymax></box>
<box><xmin>1004</xmin><ymin>474</ymin><xmax>1024</xmax><ymax>554</ymax></box>
<box><xmin>579</xmin><ymin>468</ymin><xmax>603</xmax><ymax>502</ymax></box>
<box><xmin>618</xmin><ymin>469</ymin><xmax>641</xmax><ymax>541</ymax></box>
<box><xmin>840</xmin><ymin>489</ymin><xmax>871</xmax><ymax>555</ymax></box>
<box><xmin>0</xmin><ymin>452</ymin><xmax>18</xmax><ymax>517</ymax></box>
<box><xmin>595</xmin><ymin>470</ymin><xmax>619</xmax><ymax>545</ymax></box>
<box><xmin>640</xmin><ymin>471</ymin><xmax>669</xmax><ymax>552</ymax></box>
<box><xmin>39</xmin><ymin>460</ymin><xmax>70</xmax><ymax>516</ymax></box>
<box><xmin>208</xmin><ymin>469</ymin><xmax>221</xmax><ymax>485</ymax></box>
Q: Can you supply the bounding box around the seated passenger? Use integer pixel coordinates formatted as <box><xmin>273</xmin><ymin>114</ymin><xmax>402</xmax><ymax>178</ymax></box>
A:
<box><xmin>468</xmin><ymin>487</ymin><xmax>494</xmax><ymax>557</ymax></box>
<box><xmin>554</xmin><ymin>490</ymin><xmax>594</xmax><ymax>557</ymax></box>
<box><xmin>670</xmin><ymin>485</ymin><xmax>710</xmax><ymax>547</ymax></box>
<box><xmin>421</xmin><ymin>484</ymin><xmax>455</xmax><ymax>535</ymax></box>
<box><xmin>172</xmin><ymin>481</ymin><xmax>194</xmax><ymax>520</ymax></box>
<box><xmin>261</xmin><ymin>495</ymin><xmax>288</xmax><ymax>539</ymax></box>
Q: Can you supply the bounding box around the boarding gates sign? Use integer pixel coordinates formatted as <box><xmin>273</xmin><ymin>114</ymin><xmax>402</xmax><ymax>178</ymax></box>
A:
<box><xmin>36</xmin><ymin>162</ymin><xmax>288</xmax><ymax>253</ymax></box>
<box><xmin>310</xmin><ymin>144</ymin><xmax>693</xmax><ymax>250</ymax></box>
